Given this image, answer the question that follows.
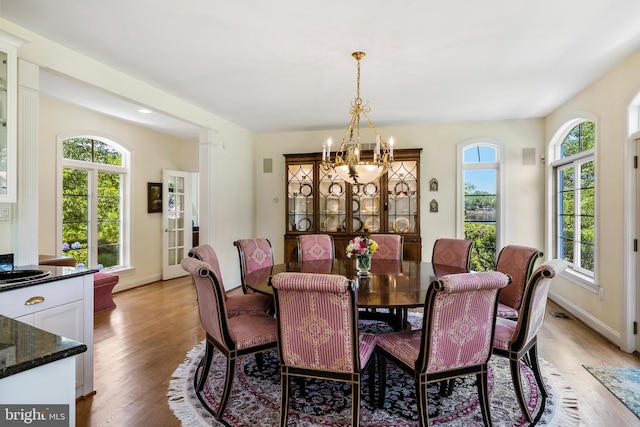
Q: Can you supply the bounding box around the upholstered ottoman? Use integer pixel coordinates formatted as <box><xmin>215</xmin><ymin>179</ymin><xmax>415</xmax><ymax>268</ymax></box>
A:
<box><xmin>94</xmin><ymin>272</ymin><xmax>119</xmax><ymax>313</ymax></box>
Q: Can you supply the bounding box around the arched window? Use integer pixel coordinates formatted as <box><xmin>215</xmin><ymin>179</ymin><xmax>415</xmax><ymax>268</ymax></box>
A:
<box><xmin>460</xmin><ymin>142</ymin><xmax>501</xmax><ymax>271</ymax></box>
<box><xmin>552</xmin><ymin>120</ymin><xmax>595</xmax><ymax>281</ymax></box>
<box><xmin>61</xmin><ymin>137</ymin><xmax>129</xmax><ymax>269</ymax></box>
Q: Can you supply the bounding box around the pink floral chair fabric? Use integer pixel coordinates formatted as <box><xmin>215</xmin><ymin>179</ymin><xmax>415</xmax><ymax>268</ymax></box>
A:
<box><xmin>493</xmin><ymin>259</ymin><xmax>567</xmax><ymax>423</ymax></box>
<box><xmin>376</xmin><ymin>271</ymin><xmax>510</xmax><ymax>427</ymax></box>
<box><xmin>494</xmin><ymin>245</ymin><xmax>543</xmax><ymax>319</ymax></box>
<box><xmin>233</xmin><ymin>238</ymin><xmax>274</xmax><ymax>294</ymax></box>
<box><xmin>180</xmin><ymin>257</ymin><xmax>278</xmax><ymax>420</ymax></box>
<box><xmin>189</xmin><ymin>244</ymin><xmax>273</xmax><ymax>317</ymax></box>
<box><xmin>297</xmin><ymin>234</ymin><xmax>335</xmax><ymax>261</ymax></box>
<box><xmin>431</xmin><ymin>238</ymin><xmax>473</xmax><ymax>271</ymax></box>
<box><xmin>370</xmin><ymin>234</ymin><xmax>404</xmax><ymax>260</ymax></box>
<box><xmin>271</xmin><ymin>272</ymin><xmax>377</xmax><ymax>426</ymax></box>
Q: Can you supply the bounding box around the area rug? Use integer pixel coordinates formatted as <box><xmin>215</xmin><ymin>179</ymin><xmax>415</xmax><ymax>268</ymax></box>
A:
<box><xmin>169</xmin><ymin>315</ymin><xmax>581</xmax><ymax>426</ymax></box>
<box><xmin>583</xmin><ymin>365</ymin><xmax>640</xmax><ymax>420</ymax></box>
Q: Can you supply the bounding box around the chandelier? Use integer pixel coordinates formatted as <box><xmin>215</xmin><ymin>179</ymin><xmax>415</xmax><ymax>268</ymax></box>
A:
<box><xmin>321</xmin><ymin>52</ymin><xmax>394</xmax><ymax>185</ymax></box>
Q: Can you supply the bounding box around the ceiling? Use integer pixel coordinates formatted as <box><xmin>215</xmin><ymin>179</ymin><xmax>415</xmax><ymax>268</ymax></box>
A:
<box><xmin>3</xmin><ymin>0</ymin><xmax>640</xmax><ymax>139</ymax></box>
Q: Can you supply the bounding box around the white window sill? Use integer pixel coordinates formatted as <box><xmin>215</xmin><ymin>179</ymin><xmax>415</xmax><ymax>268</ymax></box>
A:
<box><xmin>560</xmin><ymin>267</ymin><xmax>598</xmax><ymax>294</ymax></box>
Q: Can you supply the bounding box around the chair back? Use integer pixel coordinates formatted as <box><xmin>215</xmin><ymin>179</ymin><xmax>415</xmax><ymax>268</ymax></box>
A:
<box><xmin>189</xmin><ymin>244</ymin><xmax>227</xmax><ymax>298</ymax></box>
<box><xmin>509</xmin><ymin>259</ymin><xmax>567</xmax><ymax>351</ymax></box>
<box><xmin>297</xmin><ymin>234</ymin><xmax>335</xmax><ymax>261</ymax></box>
<box><xmin>234</xmin><ymin>238</ymin><xmax>274</xmax><ymax>293</ymax></box>
<box><xmin>496</xmin><ymin>245</ymin><xmax>543</xmax><ymax>311</ymax></box>
<box><xmin>271</xmin><ymin>272</ymin><xmax>358</xmax><ymax>373</ymax></box>
<box><xmin>431</xmin><ymin>238</ymin><xmax>473</xmax><ymax>271</ymax></box>
<box><xmin>417</xmin><ymin>271</ymin><xmax>510</xmax><ymax>373</ymax></box>
<box><xmin>181</xmin><ymin>257</ymin><xmax>234</xmax><ymax>351</ymax></box>
<box><xmin>370</xmin><ymin>234</ymin><xmax>403</xmax><ymax>260</ymax></box>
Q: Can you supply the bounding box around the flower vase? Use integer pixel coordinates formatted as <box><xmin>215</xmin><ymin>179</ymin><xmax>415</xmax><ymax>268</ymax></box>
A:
<box><xmin>356</xmin><ymin>254</ymin><xmax>372</xmax><ymax>276</ymax></box>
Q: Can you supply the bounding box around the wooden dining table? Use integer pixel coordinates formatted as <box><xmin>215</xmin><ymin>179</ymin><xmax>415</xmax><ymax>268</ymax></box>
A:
<box><xmin>243</xmin><ymin>258</ymin><xmax>466</xmax><ymax>330</ymax></box>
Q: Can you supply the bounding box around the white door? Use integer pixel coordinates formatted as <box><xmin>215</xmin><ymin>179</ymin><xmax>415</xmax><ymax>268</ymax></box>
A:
<box><xmin>636</xmin><ymin>139</ymin><xmax>640</xmax><ymax>352</ymax></box>
<box><xmin>162</xmin><ymin>170</ymin><xmax>192</xmax><ymax>280</ymax></box>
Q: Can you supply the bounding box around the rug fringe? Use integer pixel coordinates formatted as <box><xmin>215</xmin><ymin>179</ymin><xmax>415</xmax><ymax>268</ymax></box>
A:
<box><xmin>167</xmin><ymin>341</ymin><xmax>214</xmax><ymax>427</ymax></box>
<box><xmin>542</xmin><ymin>360</ymin><xmax>584</xmax><ymax>427</ymax></box>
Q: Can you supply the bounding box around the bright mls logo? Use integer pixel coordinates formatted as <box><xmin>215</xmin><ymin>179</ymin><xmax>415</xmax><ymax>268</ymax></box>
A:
<box><xmin>0</xmin><ymin>405</ymin><xmax>68</xmax><ymax>426</ymax></box>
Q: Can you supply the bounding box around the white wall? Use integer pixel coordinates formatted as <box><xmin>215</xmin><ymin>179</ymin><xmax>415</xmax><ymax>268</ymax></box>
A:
<box><xmin>38</xmin><ymin>97</ymin><xmax>198</xmax><ymax>291</ymax></box>
<box><xmin>255</xmin><ymin>118</ymin><xmax>546</xmax><ymax>264</ymax></box>
<box><xmin>545</xmin><ymin>49</ymin><xmax>640</xmax><ymax>345</ymax></box>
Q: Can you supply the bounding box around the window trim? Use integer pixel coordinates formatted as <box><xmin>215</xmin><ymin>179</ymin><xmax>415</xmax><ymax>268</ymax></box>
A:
<box><xmin>57</xmin><ymin>132</ymin><xmax>131</xmax><ymax>271</ymax></box>
<box><xmin>548</xmin><ymin>118</ymin><xmax>598</xmax><ymax>293</ymax></box>
<box><xmin>457</xmin><ymin>139</ymin><xmax>504</xmax><ymax>260</ymax></box>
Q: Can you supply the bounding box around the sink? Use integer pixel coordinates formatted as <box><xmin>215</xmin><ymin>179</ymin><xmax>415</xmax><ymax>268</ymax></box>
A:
<box><xmin>0</xmin><ymin>269</ymin><xmax>52</xmax><ymax>284</ymax></box>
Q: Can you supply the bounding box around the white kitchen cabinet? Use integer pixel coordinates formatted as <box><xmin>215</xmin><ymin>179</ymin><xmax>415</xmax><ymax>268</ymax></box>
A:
<box><xmin>1</xmin><ymin>273</ymin><xmax>94</xmax><ymax>398</ymax></box>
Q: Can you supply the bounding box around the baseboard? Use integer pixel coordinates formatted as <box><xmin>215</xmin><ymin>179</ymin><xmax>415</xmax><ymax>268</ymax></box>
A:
<box><xmin>548</xmin><ymin>291</ymin><xmax>622</xmax><ymax>348</ymax></box>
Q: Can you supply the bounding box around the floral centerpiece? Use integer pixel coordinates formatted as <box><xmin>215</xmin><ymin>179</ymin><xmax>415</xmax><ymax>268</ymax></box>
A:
<box><xmin>346</xmin><ymin>236</ymin><xmax>378</xmax><ymax>275</ymax></box>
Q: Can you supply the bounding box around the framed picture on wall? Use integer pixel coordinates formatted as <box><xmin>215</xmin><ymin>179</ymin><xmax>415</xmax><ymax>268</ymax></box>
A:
<box><xmin>147</xmin><ymin>182</ymin><xmax>162</xmax><ymax>213</ymax></box>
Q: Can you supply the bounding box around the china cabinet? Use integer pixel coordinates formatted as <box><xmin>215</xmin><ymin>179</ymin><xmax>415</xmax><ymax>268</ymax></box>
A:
<box><xmin>284</xmin><ymin>148</ymin><xmax>422</xmax><ymax>261</ymax></box>
<box><xmin>0</xmin><ymin>37</ymin><xmax>17</xmax><ymax>203</ymax></box>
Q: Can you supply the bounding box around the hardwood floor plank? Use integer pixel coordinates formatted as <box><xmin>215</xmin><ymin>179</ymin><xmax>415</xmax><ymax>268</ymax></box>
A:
<box><xmin>76</xmin><ymin>277</ymin><xmax>640</xmax><ymax>426</ymax></box>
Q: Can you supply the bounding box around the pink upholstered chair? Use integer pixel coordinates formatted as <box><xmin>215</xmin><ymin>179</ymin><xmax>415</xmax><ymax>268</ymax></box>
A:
<box><xmin>189</xmin><ymin>244</ymin><xmax>272</xmax><ymax>317</ymax></box>
<box><xmin>493</xmin><ymin>259</ymin><xmax>567</xmax><ymax>423</ymax></box>
<box><xmin>297</xmin><ymin>234</ymin><xmax>335</xmax><ymax>261</ymax></box>
<box><xmin>180</xmin><ymin>257</ymin><xmax>278</xmax><ymax>420</ymax></box>
<box><xmin>431</xmin><ymin>238</ymin><xmax>473</xmax><ymax>271</ymax></box>
<box><xmin>233</xmin><ymin>238</ymin><xmax>274</xmax><ymax>294</ymax></box>
<box><xmin>376</xmin><ymin>271</ymin><xmax>510</xmax><ymax>427</ymax></box>
<box><xmin>494</xmin><ymin>245</ymin><xmax>543</xmax><ymax>319</ymax></box>
<box><xmin>370</xmin><ymin>234</ymin><xmax>403</xmax><ymax>260</ymax></box>
<box><xmin>271</xmin><ymin>272</ymin><xmax>377</xmax><ymax>426</ymax></box>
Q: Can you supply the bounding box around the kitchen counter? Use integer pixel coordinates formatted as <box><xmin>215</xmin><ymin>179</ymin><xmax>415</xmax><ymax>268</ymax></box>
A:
<box><xmin>0</xmin><ymin>265</ymin><xmax>98</xmax><ymax>293</ymax></box>
<box><xmin>0</xmin><ymin>314</ymin><xmax>87</xmax><ymax>379</ymax></box>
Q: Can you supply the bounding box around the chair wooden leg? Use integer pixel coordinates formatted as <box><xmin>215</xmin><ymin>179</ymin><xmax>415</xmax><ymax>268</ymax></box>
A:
<box><xmin>528</xmin><ymin>343</ymin><xmax>548</xmax><ymax>398</ymax></box>
<box><xmin>196</xmin><ymin>340</ymin><xmax>214</xmax><ymax>392</ymax></box>
<box><xmin>255</xmin><ymin>352</ymin><xmax>264</xmax><ymax>370</ymax></box>
<box><xmin>280</xmin><ymin>371</ymin><xmax>291</xmax><ymax>427</ymax></box>
<box><xmin>416</xmin><ymin>376</ymin><xmax>430</xmax><ymax>427</ymax></box>
<box><xmin>510</xmin><ymin>359</ymin><xmax>533</xmax><ymax>423</ymax></box>
<box><xmin>367</xmin><ymin>354</ymin><xmax>376</xmax><ymax>407</ymax></box>
<box><xmin>352</xmin><ymin>380</ymin><xmax>361</xmax><ymax>427</ymax></box>
<box><xmin>476</xmin><ymin>371</ymin><xmax>493</xmax><ymax>427</ymax></box>
<box><xmin>377</xmin><ymin>356</ymin><xmax>387</xmax><ymax>408</ymax></box>
<box><xmin>216</xmin><ymin>355</ymin><xmax>236</xmax><ymax>420</ymax></box>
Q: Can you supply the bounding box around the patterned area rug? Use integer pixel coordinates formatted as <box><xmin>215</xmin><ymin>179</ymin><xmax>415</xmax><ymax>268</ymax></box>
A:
<box><xmin>583</xmin><ymin>365</ymin><xmax>640</xmax><ymax>421</ymax></box>
<box><xmin>168</xmin><ymin>315</ymin><xmax>581</xmax><ymax>426</ymax></box>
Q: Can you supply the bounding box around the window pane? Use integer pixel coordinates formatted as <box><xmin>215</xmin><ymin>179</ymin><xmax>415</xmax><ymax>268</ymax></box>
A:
<box><xmin>580</xmin><ymin>215</ymin><xmax>594</xmax><ymax>242</ymax></box>
<box><xmin>561</xmin><ymin>121</ymin><xmax>594</xmax><ymax>157</ymax></box>
<box><xmin>560</xmin><ymin>237</ymin><xmax>574</xmax><ymax>263</ymax></box>
<box><xmin>560</xmin><ymin>167</ymin><xmax>574</xmax><ymax>191</ymax></box>
<box><xmin>560</xmin><ymin>214</ymin><xmax>574</xmax><ymax>239</ymax></box>
<box><xmin>62</xmin><ymin>168</ymin><xmax>89</xmax><ymax>266</ymax></box>
<box><xmin>580</xmin><ymin>242</ymin><xmax>594</xmax><ymax>271</ymax></box>
<box><xmin>463</xmin><ymin>162</ymin><xmax>497</xmax><ymax>272</ymax></box>
<box><xmin>63</xmin><ymin>138</ymin><xmax>93</xmax><ymax>162</ymax></box>
<box><xmin>93</xmin><ymin>140</ymin><xmax>122</xmax><ymax>166</ymax></box>
<box><xmin>463</xmin><ymin>145</ymin><xmax>497</xmax><ymax>163</ymax></box>
<box><xmin>560</xmin><ymin>190</ymin><xmax>574</xmax><ymax>215</ymax></box>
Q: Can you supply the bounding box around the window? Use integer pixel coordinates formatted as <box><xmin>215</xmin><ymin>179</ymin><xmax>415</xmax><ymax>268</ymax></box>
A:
<box><xmin>61</xmin><ymin>137</ymin><xmax>128</xmax><ymax>269</ymax></box>
<box><xmin>553</xmin><ymin>121</ymin><xmax>595</xmax><ymax>280</ymax></box>
<box><xmin>462</xmin><ymin>143</ymin><xmax>500</xmax><ymax>271</ymax></box>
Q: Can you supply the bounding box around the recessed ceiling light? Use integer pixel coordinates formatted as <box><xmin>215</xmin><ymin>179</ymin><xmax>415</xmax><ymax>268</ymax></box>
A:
<box><xmin>138</xmin><ymin>108</ymin><xmax>152</xmax><ymax>114</ymax></box>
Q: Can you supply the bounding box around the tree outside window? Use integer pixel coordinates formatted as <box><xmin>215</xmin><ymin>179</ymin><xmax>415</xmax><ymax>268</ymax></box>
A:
<box><xmin>463</xmin><ymin>144</ymin><xmax>499</xmax><ymax>271</ymax></box>
<box><xmin>62</xmin><ymin>138</ymin><xmax>126</xmax><ymax>268</ymax></box>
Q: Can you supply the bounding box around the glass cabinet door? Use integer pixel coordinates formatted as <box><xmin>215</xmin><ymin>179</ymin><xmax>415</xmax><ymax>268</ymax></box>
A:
<box><xmin>352</xmin><ymin>179</ymin><xmax>382</xmax><ymax>233</ymax></box>
<box><xmin>319</xmin><ymin>169</ymin><xmax>346</xmax><ymax>233</ymax></box>
<box><xmin>0</xmin><ymin>41</ymin><xmax>17</xmax><ymax>203</ymax></box>
<box><xmin>387</xmin><ymin>160</ymin><xmax>419</xmax><ymax>234</ymax></box>
<box><xmin>287</xmin><ymin>163</ymin><xmax>314</xmax><ymax>232</ymax></box>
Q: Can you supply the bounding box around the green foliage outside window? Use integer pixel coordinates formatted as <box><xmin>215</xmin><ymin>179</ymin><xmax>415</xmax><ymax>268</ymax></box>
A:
<box><xmin>62</xmin><ymin>138</ymin><xmax>123</xmax><ymax>268</ymax></box>
<box><xmin>464</xmin><ymin>182</ymin><xmax>497</xmax><ymax>271</ymax></box>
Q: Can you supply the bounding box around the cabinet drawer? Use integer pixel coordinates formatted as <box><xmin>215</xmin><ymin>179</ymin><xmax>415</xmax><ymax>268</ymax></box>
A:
<box><xmin>0</xmin><ymin>276</ymin><xmax>85</xmax><ymax>319</ymax></box>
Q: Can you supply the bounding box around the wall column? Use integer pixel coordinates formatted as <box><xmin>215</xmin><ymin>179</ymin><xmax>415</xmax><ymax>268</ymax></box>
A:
<box><xmin>14</xmin><ymin>60</ymin><xmax>39</xmax><ymax>266</ymax></box>
<box><xmin>198</xmin><ymin>128</ymin><xmax>218</xmax><ymax>247</ymax></box>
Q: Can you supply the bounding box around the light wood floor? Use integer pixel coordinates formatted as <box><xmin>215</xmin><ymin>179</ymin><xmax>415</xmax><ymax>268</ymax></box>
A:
<box><xmin>76</xmin><ymin>275</ymin><xmax>640</xmax><ymax>427</ymax></box>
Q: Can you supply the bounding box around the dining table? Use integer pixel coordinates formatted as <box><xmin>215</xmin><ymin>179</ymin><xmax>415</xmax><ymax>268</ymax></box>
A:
<box><xmin>243</xmin><ymin>258</ymin><xmax>467</xmax><ymax>330</ymax></box>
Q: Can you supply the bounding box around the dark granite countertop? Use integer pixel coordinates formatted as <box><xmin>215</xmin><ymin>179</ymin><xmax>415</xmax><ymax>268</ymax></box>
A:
<box><xmin>0</xmin><ymin>265</ymin><xmax>98</xmax><ymax>293</ymax></box>
<box><xmin>0</xmin><ymin>314</ymin><xmax>87</xmax><ymax>379</ymax></box>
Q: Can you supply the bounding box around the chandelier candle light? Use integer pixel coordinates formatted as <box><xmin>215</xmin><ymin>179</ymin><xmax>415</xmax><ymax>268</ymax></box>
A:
<box><xmin>321</xmin><ymin>52</ymin><xmax>394</xmax><ymax>184</ymax></box>
<box><xmin>346</xmin><ymin>236</ymin><xmax>379</xmax><ymax>276</ymax></box>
